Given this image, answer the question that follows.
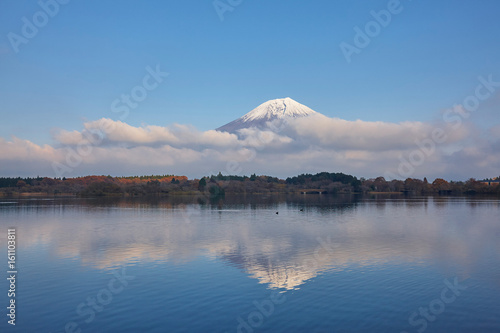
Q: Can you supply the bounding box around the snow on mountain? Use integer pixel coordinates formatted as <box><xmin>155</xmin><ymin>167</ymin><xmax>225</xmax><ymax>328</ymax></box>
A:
<box><xmin>216</xmin><ymin>97</ymin><xmax>318</xmax><ymax>133</ymax></box>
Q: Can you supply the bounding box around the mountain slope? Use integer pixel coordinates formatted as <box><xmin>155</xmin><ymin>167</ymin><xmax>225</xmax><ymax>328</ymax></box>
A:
<box><xmin>216</xmin><ymin>97</ymin><xmax>318</xmax><ymax>133</ymax></box>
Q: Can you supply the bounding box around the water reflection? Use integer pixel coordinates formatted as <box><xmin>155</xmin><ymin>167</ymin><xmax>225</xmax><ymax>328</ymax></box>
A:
<box><xmin>1</xmin><ymin>195</ymin><xmax>499</xmax><ymax>290</ymax></box>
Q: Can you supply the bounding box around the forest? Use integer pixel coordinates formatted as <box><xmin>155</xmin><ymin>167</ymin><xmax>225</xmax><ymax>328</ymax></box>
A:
<box><xmin>0</xmin><ymin>172</ymin><xmax>499</xmax><ymax>197</ymax></box>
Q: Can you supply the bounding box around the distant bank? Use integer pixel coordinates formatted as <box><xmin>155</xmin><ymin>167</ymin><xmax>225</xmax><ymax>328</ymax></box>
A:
<box><xmin>0</xmin><ymin>172</ymin><xmax>499</xmax><ymax>197</ymax></box>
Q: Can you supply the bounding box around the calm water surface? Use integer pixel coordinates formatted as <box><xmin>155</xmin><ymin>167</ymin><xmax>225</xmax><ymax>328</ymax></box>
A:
<box><xmin>1</xmin><ymin>194</ymin><xmax>499</xmax><ymax>332</ymax></box>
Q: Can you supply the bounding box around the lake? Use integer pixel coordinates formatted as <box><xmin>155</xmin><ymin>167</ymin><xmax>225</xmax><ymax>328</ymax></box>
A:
<box><xmin>1</xmin><ymin>194</ymin><xmax>499</xmax><ymax>332</ymax></box>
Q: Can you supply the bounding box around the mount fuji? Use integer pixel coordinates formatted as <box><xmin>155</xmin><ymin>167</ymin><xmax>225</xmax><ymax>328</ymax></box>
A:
<box><xmin>216</xmin><ymin>97</ymin><xmax>318</xmax><ymax>133</ymax></box>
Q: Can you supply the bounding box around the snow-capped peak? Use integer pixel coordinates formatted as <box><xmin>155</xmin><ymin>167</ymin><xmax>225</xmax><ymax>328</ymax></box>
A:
<box><xmin>241</xmin><ymin>97</ymin><xmax>317</xmax><ymax>122</ymax></box>
<box><xmin>216</xmin><ymin>98</ymin><xmax>318</xmax><ymax>133</ymax></box>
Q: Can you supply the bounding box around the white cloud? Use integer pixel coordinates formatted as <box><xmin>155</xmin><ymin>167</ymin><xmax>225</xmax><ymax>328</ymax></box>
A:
<box><xmin>285</xmin><ymin>114</ymin><xmax>471</xmax><ymax>151</ymax></box>
<box><xmin>0</xmin><ymin>116</ymin><xmax>498</xmax><ymax>180</ymax></box>
<box><xmin>0</xmin><ymin>137</ymin><xmax>61</xmax><ymax>161</ymax></box>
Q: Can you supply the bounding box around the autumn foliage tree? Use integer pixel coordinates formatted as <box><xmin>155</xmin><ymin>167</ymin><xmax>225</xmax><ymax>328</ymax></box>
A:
<box><xmin>432</xmin><ymin>178</ymin><xmax>450</xmax><ymax>192</ymax></box>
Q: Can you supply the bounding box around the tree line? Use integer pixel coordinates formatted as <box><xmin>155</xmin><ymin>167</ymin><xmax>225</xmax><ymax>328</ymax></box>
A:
<box><xmin>0</xmin><ymin>173</ymin><xmax>498</xmax><ymax>197</ymax></box>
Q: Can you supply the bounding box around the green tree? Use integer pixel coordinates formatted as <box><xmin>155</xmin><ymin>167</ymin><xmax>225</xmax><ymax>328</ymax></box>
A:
<box><xmin>198</xmin><ymin>178</ymin><xmax>207</xmax><ymax>191</ymax></box>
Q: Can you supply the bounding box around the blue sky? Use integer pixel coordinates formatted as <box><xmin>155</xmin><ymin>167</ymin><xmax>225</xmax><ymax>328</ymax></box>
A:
<box><xmin>0</xmin><ymin>0</ymin><xmax>499</xmax><ymax>179</ymax></box>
